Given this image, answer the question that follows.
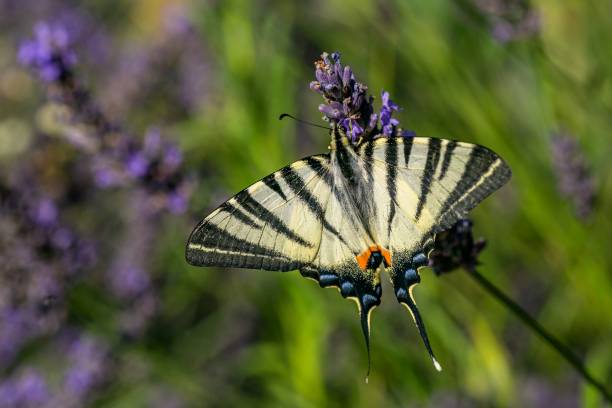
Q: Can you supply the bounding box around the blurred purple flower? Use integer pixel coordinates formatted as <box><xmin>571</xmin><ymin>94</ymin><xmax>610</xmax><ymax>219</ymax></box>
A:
<box><xmin>167</xmin><ymin>191</ymin><xmax>188</xmax><ymax>214</ymax></box>
<box><xmin>551</xmin><ymin>133</ymin><xmax>595</xmax><ymax>220</ymax></box>
<box><xmin>19</xmin><ymin>22</ymin><xmax>193</xmax><ymax>215</ymax></box>
<box><xmin>0</xmin><ymin>309</ymin><xmax>34</xmax><ymax>367</ymax></box>
<box><xmin>18</xmin><ymin>21</ymin><xmax>77</xmax><ymax>82</ymax></box>
<box><xmin>31</xmin><ymin>197</ymin><xmax>58</xmax><ymax>226</ymax></box>
<box><xmin>119</xmin><ymin>292</ymin><xmax>157</xmax><ymax>338</ymax></box>
<box><xmin>111</xmin><ymin>266</ymin><xmax>151</xmax><ymax>300</ymax></box>
<box><xmin>473</xmin><ymin>0</ymin><xmax>540</xmax><ymax>43</ymax></box>
<box><xmin>0</xmin><ymin>368</ymin><xmax>49</xmax><ymax>407</ymax></box>
<box><xmin>126</xmin><ymin>153</ymin><xmax>150</xmax><ymax>178</ymax></box>
<box><xmin>63</xmin><ymin>334</ymin><xmax>109</xmax><ymax>399</ymax></box>
<box><xmin>0</xmin><ymin>174</ymin><xmax>95</xmax><ymax>369</ymax></box>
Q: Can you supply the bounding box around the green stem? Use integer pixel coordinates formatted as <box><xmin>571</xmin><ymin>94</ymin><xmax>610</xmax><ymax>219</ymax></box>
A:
<box><xmin>467</xmin><ymin>269</ymin><xmax>612</xmax><ymax>403</ymax></box>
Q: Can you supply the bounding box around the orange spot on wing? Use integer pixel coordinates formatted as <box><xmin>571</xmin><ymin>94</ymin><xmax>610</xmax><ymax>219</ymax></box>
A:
<box><xmin>356</xmin><ymin>245</ymin><xmax>392</xmax><ymax>270</ymax></box>
<box><xmin>356</xmin><ymin>247</ymin><xmax>373</xmax><ymax>270</ymax></box>
<box><xmin>379</xmin><ymin>247</ymin><xmax>392</xmax><ymax>267</ymax></box>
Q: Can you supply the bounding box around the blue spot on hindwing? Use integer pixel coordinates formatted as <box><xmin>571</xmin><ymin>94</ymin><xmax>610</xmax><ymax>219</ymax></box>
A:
<box><xmin>395</xmin><ymin>287</ymin><xmax>408</xmax><ymax>300</ymax></box>
<box><xmin>319</xmin><ymin>273</ymin><xmax>339</xmax><ymax>287</ymax></box>
<box><xmin>361</xmin><ymin>293</ymin><xmax>379</xmax><ymax>309</ymax></box>
<box><xmin>404</xmin><ymin>268</ymin><xmax>420</xmax><ymax>285</ymax></box>
<box><xmin>341</xmin><ymin>281</ymin><xmax>355</xmax><ymax>297</ymax></box>
<box><xmin>412</xmin><ymin>253</ymin><xmax>428</xmax><ymax>267</ymax></box>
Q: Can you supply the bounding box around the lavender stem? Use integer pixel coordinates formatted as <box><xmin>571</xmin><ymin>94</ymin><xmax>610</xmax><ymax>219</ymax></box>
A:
<box><xmin>467</xmin><ymin>269</ymin><xmax>612</xmax><ymax>403</ymax></box>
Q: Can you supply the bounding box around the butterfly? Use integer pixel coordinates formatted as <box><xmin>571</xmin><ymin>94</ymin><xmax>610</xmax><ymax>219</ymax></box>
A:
<box><xmin>186</xmin><ymin>124</ymin><xmax>511</xmax><ymax>375</ymax></box>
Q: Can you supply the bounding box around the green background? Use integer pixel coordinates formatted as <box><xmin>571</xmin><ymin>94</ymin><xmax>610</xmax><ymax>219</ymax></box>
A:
<box><xmin>1</xmin><ymin>0</ymin><xmax>611</xmax><ymax>406</ymax></box>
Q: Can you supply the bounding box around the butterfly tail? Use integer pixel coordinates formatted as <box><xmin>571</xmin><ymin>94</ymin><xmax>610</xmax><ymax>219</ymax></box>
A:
<box><xmin>359</xmin><ymin>303</ymin><xmax>372</xmax><ymax>383</ymax></box>
<box><xmin>392</xmin><ymin>252</ymin><xmax>442</xmax><ymax>372</ymax></box>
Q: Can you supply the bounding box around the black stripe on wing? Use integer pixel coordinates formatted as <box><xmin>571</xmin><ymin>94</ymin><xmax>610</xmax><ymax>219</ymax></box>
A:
<box><xmin>186</xmin><ymin>155</ymin><xmax>332</xmax><ymax>271</ymax></box>
<box><xmin>218</xmin><ymin>201</ymin><xmax>262</xmax><ymax>229</ymax></box>
<box><xmin>186</xmin><ymin>223</ymin><xmax>299</xmax><ymax>270</ymax></box>
<box><xmin>436</xmin><ymin>145</ymin><xmax>511</xmax><ymax>231</ymax></box>
<box><xmin>335</xmin><ymin>139</ymin><xmax>357</xmax><ymax>186</ymax></box>
<box><xmin>280</xmin><ymin>165</ymin><xmax>349</xmax><ymax>247</ymax></box>
<box><xmin>236</xmin><ymin>190</ymin><xmax>314</xmax><ymax>248</ymax></box>
<box><xmin>385</xmin><ymin>137</ymin><xmax>398</xmax><ymax>235</ymax></box>
<box><xmin>438</xmin><ymin>140</ymin><xmax>457</xmax><ymax>180</ymax></box>
<box><xmin>415</xmin><ymin>138</ymin><xmax>441</xmax><ymax>221</ymax></box>
<box><xmin>262</xmin><ymin>173</ymin><xmax>288</xmax><ymax>201</ymax></box>
<box><xmin>403</xmin><ymin>136</ymin><xmax>414</xmax><ymax>167</ymax></box>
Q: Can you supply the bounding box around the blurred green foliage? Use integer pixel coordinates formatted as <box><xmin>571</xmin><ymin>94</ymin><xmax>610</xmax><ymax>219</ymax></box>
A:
<box><xmin>2</xmin><ymin>0</ymin><xmax>611</xmax><ymax>406</ymax></box>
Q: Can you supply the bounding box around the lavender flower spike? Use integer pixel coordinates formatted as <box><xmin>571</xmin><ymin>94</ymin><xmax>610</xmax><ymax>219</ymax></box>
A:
<box><xmin>310</xmin><ymin>52</ymin><xmax>372</xmax><ymax>141</ymax></box>
<box><xmin>310</xmin><ymin>52</ymin><xmax>415</xmax><ymax>142</ymax></box>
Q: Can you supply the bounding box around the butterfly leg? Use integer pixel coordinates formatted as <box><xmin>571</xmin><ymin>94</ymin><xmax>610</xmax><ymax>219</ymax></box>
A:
<box><xmin>390</xmin><ymin>251</ymin><xmax>442</xmax><ymax>371</ymax></box>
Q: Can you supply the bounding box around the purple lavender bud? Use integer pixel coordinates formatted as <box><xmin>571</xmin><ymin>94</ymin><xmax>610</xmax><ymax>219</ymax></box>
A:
<box><xmin>340</xmin><ymin>118</ymin><xmax>364</xmax><ymax>141</ymax></box>
<box><xmin>368</xmin><ymin>113</ymin><xmax>378</xmax><ymax>129</ymax></box>
<box><xmin>381</xmin><ymin>91</ymin><xmax>399</xmax><ymax>111</ymax></box>
<box><xmin>309</xmin><ymin>81</ymin><xmax>323</xmax><ymax>94</ymax></box>
<box><xmin>319</xmin><ymin>102</ymin><xmax>345</xmax><ymax>120</ymax></box>
<box><xmin>379</xmin><ymin>91</ymin><xmax>402</xmax><ymax>136</ymax></box>
<box><xmin>315</xmin><ymin>68</ymin><xmax>329</xmax><ymax>85</ymax></box>
<box><xmin>342</xmin><ymin>66</ymin><xmax>352</xmax><ymax>89</ymax></box>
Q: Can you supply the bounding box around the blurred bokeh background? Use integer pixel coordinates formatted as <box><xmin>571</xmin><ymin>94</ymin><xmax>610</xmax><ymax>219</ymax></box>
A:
<box><xmin>1</xmin><ymin>0</ymin><xmax>611</xmax><ymax>406</ymax></box>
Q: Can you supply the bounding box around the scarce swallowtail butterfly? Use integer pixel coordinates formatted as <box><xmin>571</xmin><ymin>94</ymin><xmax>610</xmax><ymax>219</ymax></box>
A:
<box><xmin>186</xmin><ymin>124</ymin><xmax>511</xmax><ymax>375</ymax></box>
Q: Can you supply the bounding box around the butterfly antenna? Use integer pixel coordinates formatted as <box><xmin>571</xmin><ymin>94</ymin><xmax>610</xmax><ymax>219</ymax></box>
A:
<box><xmin>401</xmin><ymin>293</ymin><xmax>442</xmax><ymax>372</ymax></box>
<box><xmin>279</xmin><ymin>113</ymin><xmax>329</xmax><ymax>130</ymax></box>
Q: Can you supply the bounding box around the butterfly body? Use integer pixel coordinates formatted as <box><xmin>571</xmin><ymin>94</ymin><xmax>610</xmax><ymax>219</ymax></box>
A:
<box><xmin>186</xmin><ymin>125</ymin><xmax>510</xmax><ymax>371</ymax></box>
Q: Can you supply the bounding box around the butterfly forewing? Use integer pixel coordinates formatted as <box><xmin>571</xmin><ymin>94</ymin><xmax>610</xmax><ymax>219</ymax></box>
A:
<box><xmin>360</xmin><ymin>137</ymin><xmax>511</xmax><ymax>239</ymax></box>
<box><xmin>186</xmin><ymin>155</ymin><xmax>333</xmax><ymax>271</ymax></box>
